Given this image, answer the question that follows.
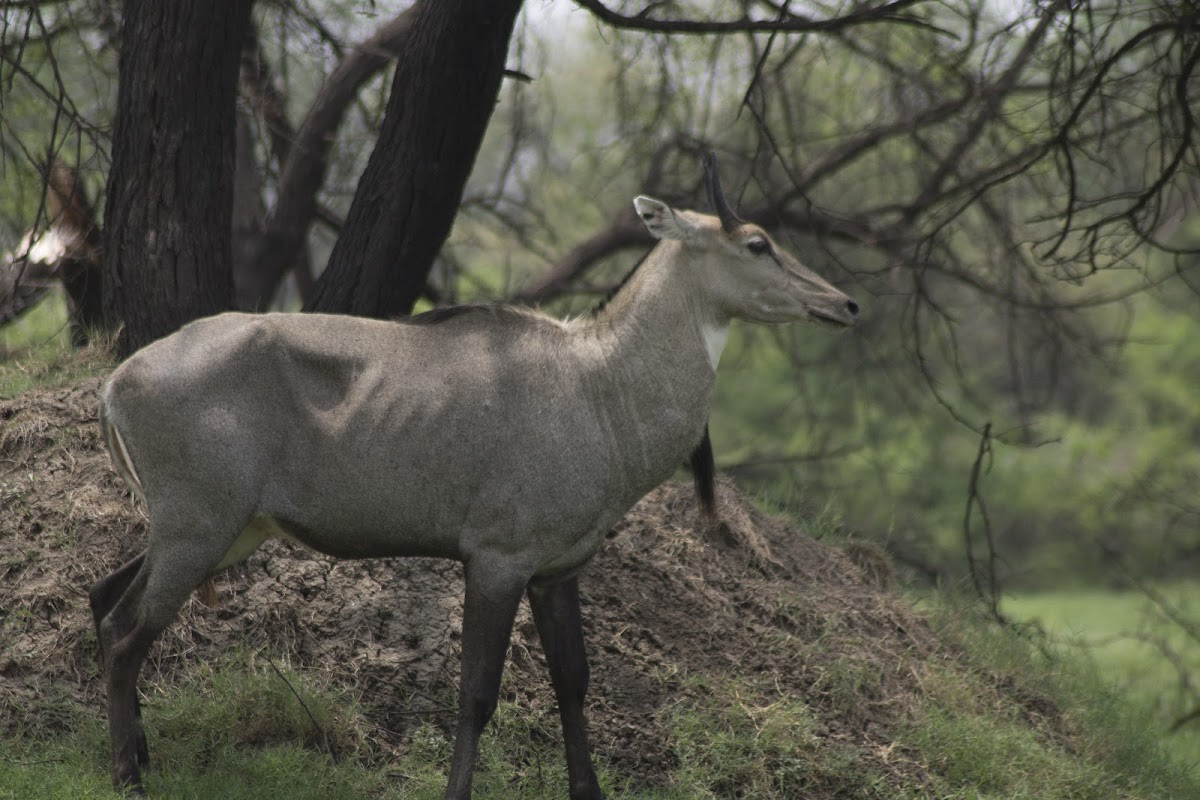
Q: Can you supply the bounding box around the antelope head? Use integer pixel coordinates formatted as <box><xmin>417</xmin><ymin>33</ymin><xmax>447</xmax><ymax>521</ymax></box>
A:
<box><xmin>633</xmin><ymin>154</ymin><xmax>859</xmax><ymax>328</ymax></box>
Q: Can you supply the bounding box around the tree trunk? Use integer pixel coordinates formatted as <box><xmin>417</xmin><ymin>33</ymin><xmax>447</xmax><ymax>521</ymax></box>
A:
<box><xmin>231</xmin><ymin>108</ymin><xmax>272</xmax><ymax>310</ymax></box>
<box><xmin>306</xmin><ymin>0</ymin><xmax>525</xmax><ymax>317</ymax></box>
<box><xmin>102</xmin><ymin>0</ymin><xmax>253</xmax><ymax>356</ymax></box>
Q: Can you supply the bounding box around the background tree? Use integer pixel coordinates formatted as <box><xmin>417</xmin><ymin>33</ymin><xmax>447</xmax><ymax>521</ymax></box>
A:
<box><xmin>103</xmin><ymin>0</ymin><xmax>525</xmax><ymax>349</ymax></box>
<box><xmin>305</xmin><ymin>0</ymin><xmax>525</xmax><ymax>316</ymax></box>
<box><xmin>101</xmin><ymin>0</ymin><xmax>253</xmax><ymax>355</ymax></box>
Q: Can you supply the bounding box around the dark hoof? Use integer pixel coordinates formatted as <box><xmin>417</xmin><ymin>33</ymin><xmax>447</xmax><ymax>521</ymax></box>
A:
<box><xmin>117</xmin><ymin>780</ymin><xmax>146</xmax><ymax>797</ymax></box>
<box><xmin>136</xmin><ymin>733</ymin><xmax>150</xmax><ymax>768</ymax></box>
<box><xmin>114</xmin><ymin>764</ymin><xmax>145</xmax><ymax>796</ymax></box>
<box><xmin>569</xmin><ymin>775</ymin><xmax>603</xmax><ymax>800</ymax></box>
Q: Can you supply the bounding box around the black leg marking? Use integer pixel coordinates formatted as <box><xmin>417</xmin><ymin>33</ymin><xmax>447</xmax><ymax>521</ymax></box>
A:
<box><xmin>90</xmin><ymin>553</ymin><xmax>151</xmax><ymax>769</ymax></box>
<box><xmin>444</xmin><ymin>565</ymin><xmax>526</xmax><ymax>800</ymax></box>
<box><xmin>529</xmin><ymin>576</ymin><xmax>603</xmax><ymax>800</ymax></box>
<box><xmin>89</xmin><ymin>552</ymin><xmax>147</xmax><ymax>661</ymax></box>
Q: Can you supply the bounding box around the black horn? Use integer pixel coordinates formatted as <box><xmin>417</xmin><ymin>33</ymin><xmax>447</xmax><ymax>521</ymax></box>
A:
<box><xmin>704</xmin><ymin>152</ymin><xmax>743</xmax><ymax>232</ymax></box>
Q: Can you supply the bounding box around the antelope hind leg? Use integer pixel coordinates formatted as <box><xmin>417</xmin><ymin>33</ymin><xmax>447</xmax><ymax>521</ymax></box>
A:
<box><xmin>99</xmin><ymin>523</ymin><xmax>234</xmax><ymax>790</ymax></box>
<box><xmin>89</xmin><ymin>552</ymin><xmax>147</xmax><ymax>657</ymax></box>
<box><xmin>91</xmin><ymin>554</ymin><xmax>153</xmax><ymax>769</ymax></box>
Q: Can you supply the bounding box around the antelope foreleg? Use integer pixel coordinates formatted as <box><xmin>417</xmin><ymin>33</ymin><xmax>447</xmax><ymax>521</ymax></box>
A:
<box><xmin>528</xmin><ymin>577</ymin><xmax>603</xmax><ymax>800</ymax></box>
<box><xmin>444</xmin><ymin>566</ymin><xmax>526</xmax><ymax>800</ymax></box>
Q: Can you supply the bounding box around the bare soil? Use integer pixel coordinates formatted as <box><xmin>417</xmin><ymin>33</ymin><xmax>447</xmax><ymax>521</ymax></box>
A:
<box><xmin>0</xmin><ymin>379</ymin><xmax>988</xmax><ymax>793</ymax></box>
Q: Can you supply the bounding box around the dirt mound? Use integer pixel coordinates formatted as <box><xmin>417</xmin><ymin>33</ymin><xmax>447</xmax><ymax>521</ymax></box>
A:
<box><xmin>1</xmin><ymin>379</ymin><xmax>940</xmax><ymax>790</ymax></box>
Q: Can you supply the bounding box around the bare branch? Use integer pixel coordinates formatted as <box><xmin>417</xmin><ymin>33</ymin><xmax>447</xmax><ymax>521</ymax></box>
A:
<box><xmin>245</xmin><ymin>6</ymin><xmax>417</xmax><ymax>306</ymax></box>
<box><xmin>573</xmin><ymin>0</ymin><xmax>950</xmax><ymax>37</ymax></box>
<box><xmin>510</xmin><ymin>206</ymin><xmax>652</xmax><ymax>305</ymax></box>
<box><xmin>905</xmin><ymin>0</ymin><xmax>1065</xmax><ymax>221</ymax></box>
<box><xmin>241</xmin><ymin>19</ymin><xmax>296</xmax><ymax>164</ymax></box>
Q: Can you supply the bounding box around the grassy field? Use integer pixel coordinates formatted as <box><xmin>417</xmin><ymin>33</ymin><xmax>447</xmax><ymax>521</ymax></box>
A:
<box><xmin>2</xmin><ymin>602</ymin><xmax>1197</xmax><ymax>798</ymax></box>
<box><xmin>0</xmin><ymin>293</ymin><xmax>111</xmax><ymax>398</ymax></box>
<box><xmin>1005</xmin><ymin>584</ymin><xmax>1200</xmax><ymax>768</ymax></box>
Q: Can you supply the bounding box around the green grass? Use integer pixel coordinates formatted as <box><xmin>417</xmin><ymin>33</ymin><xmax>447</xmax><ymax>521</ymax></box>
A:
<box><xmin>0</xmin><ymin>654</ymin><xmax>621</xmax><ymax>800</ymax></box>
<box><xmin>0</xmin><ymin>292</ymin><xmax>112</xmax><ymax>398</ymax></box>
<box><xmin>907</xmin><ymin>599</ymin><xmax>1200</xmax><ymax>800</ymax></box>
<box><xmin>905</xmin><ymin>707</ymin><xmax>1094</xmax><ymax>799</ymax></box>
<box><xmin>0</xmin><ymin>730</ymin><xmax>390</xmax><ymax>800</ymax></box>
<box><xmin>1004</xmin><ymin>584</ymin><xmax>1200</xmax><ymax>769</ymax></box>
<box><xmin>4</xmin><ymin>609</ymin><xmax>1200</xmax><ymax>799</ymax></box>
<box><xmin>663</xmin><ymin>675</ymin><xmax>890</xmax><ymax>799</ymax></box>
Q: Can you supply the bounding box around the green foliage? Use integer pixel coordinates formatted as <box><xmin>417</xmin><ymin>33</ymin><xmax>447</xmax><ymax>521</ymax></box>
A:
<box><xmin>704</xmin><ymin>273</ymin><xmax>1200</xmax><ymax>591</ymax></box>
<box><xmin>0</xmin><ymin>19</ymin><xmax>112</xmax><ymax>242</ymax></box>
<box><xmin>1</xmin><ymin>292</ymin><xmax>73</xmax><ymax>353</ymax></box>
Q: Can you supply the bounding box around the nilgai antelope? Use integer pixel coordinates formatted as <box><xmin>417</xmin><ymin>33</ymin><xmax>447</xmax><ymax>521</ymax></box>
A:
<box><xmin>1</xmin><ymin>161</ymin><xmax>103</xmax><ymax>344</ymax></box>
<box><xmin>91</xmin><ymin>155</ymin><xmax>858</xmax><ymax>798</ymax></box>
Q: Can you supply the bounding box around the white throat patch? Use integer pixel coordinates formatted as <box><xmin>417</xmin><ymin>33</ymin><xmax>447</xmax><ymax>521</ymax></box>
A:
<box><xmin>702</xmin><ymin>324</ymin><xmax>729</xmax><ymax>370</ymax></box>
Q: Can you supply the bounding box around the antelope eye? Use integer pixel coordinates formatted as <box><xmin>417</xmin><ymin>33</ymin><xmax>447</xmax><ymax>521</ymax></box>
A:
<box><xmin>747</xmin><ymin>238</ymin><xmax>770</xmax><ymax>256</ymax></box>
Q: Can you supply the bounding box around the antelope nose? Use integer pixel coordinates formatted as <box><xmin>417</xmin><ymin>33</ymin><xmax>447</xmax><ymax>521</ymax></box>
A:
<box><xmin>846</xmin><ymin>299</ymin><xmax>860</xmax><ymax>318</ymax></box>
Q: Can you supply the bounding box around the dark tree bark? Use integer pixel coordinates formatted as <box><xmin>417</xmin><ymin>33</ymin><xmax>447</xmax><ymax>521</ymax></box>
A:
<box><xmin>306</xmin><ymin>0</ymin><xmax>525</xmax><ymax>317</ymax></box>
<box><xmin>231</xmin><ymin>108</ymin><xmax>271</xmax><ymax>310</ymax></box>
<box><xmin>102</xmin><ymin>0</ymin><xmax>253</xmax><ymax>356</ymax></box>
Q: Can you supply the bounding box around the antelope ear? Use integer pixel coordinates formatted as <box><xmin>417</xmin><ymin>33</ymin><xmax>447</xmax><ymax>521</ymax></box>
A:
<box><xmin>634</xmin><ymin>196</ymin><xmax>698</xmax><ymax>241</ymax></box>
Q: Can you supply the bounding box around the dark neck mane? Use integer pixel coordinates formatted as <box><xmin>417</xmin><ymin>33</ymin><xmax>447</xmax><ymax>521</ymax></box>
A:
<box><xmin>591</xmin><ymin>250</ymin><xmax>651</xmax><ymax>315</ymax></box>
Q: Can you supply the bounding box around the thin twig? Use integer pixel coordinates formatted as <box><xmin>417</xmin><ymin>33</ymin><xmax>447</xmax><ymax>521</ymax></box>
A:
<box><xmin>267</xmin><ymin>658</ymin><xmax>332</xmax><ymax>755</ymax></box>
<box><xmin>963</xmin><ymin>421</ymin><xmax>1008</xmax><ymax>624</ymax></box>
